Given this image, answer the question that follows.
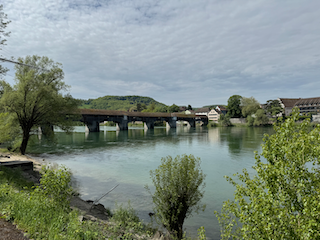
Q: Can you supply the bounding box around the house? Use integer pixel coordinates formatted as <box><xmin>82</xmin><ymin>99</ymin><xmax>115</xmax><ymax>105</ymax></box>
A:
<box><xmin>185</xmin><ymin>109</ymin><xmax>195</xmax><ymax>114</ymax></box>
<box><xmin>215</xmin><ymin>105</ymin><xmax>227</xmax><ymax>115</ymax></box>
<box><xmin>194</xmin><ymin>107</ymin><xmax>210</xmax><ymax>116</ymax></box>
<box><xmin>294</xmin><ymin>97</ymin><xmax>320</xmax><ymax>114</ymax></box>
<box><xmin>208</xmin><ymin>109</ymin><xmax>220</xmax><ymax>122</ymax></box>
<box><xmin>179</xmin><ymin>106</ymin><xmax>187</xmax><ymax>112</ymax></box>
<box><xmin>278</xmin><ymin>97</ymin><xmax>320</xmax><ymax>115</ymax></box>
<box><xmin>278</xmin><ymin>98</ymin><xmax>301</xmax><ymax>116</ymax></box>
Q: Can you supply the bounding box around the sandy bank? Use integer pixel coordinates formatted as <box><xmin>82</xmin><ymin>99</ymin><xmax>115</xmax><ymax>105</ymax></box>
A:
<box><xmin>0</xmin><ymin>153</ymin><xmax>44</xmax><ymax>172</ymax></box>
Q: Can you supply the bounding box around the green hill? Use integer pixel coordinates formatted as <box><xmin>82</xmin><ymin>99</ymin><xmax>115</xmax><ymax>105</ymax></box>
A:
<box><xmin>79</xmin><ymin>95</ymin><xmax>167</xmax><ymax>112</ymax></box>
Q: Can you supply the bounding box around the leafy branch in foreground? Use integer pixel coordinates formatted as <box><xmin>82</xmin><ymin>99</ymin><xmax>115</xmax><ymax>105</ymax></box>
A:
<box><xmin>215</xmin><ymin>107</ymin><xmax>320</xmax><ymax>239</ymax></box>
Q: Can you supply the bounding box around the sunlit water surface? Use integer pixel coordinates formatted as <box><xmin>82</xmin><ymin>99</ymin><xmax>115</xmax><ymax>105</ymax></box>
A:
<box><xmin>27</xmin><ymin>125</ymin><xmax>274</xmax><ymax>239</ymax></box>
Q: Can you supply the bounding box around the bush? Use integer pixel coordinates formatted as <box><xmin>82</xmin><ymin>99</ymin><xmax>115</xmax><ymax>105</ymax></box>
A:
<box><xmin>146</xmin><ymin>154</ymin><xmax>206</xmax><ymax>239</ymax></box>
<box><xmin>215</xmin><ymin>108</ymin><xmax>320</xmax><ymax>239</ymax></box>
<box><xmin>106</xmin><ymin>202</ymin><xmax>156</xmax><ymax>239</ymax></box>
<box><xmin>207</xmin><ymin>121</ymin><xmax>218</xmax><ymax>127</ymax></box>
<box><xmin>219</xmin><ymin>114</ymin><xmax>232</xmax><ymax>127</ymax></box>
<box><xmin>246</xmin><ymin>115</ymin><xmax>254</xmax><ymax>126</ymax></box>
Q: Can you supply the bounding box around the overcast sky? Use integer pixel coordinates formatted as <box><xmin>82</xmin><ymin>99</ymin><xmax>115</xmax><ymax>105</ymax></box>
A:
<box><xmin>1</xmin><ymin>0</ymin><xmax>320</xmax><ymax>107</ymax></box>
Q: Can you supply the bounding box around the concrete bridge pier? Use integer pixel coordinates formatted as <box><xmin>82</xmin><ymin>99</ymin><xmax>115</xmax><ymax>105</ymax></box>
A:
<box><xmin>38</xmin><ymin>125</ymin><xmax>54</xmax><ymax>136</ymax></box>
<box><xmin>144</xmin><ymin>119</ymin><xmax>155</xmax><ymax>130</ymax></box>
<box><xmin>166</xmin><ymin>117</ymin><xmax>177</xmax><ymax>129</ymax></box>
<box><xmin>85</xmin><ymin>121</ymin><xmax>100</xmax><ymax>132</ymax></box>
<box><xmin>186</xmin><ymin>119</ymin><xmax>196</xmax><ymax>128</ymax></box>
<box><xmin>116</xmin><ymin>116</ymin><xmax>128</xmax><ymax>131</ymax></box>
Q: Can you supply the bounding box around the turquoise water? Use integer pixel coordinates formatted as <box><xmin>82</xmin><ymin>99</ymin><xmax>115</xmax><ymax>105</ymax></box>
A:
<box><xmin>27</xmin><ymin>125</ymin><xmax>274</xmax><ymax>239</ymax></box>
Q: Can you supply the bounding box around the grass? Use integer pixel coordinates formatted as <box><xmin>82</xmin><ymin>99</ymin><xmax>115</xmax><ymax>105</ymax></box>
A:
<box><xmin>0</xmin><ymin>166</ymin><xmax>157</xmax><ymax>240</ymax></box>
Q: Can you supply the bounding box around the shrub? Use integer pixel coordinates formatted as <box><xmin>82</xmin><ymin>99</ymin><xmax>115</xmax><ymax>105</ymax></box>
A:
<box><xmin>146</xmin><ymin>154</ymin><xmax>206</xmax><ymax>239</ymax></box>
<box><xmin>215</xmin><ymin>108</ymin><xmax>320</xmax><ymax>239</ymax></box>
<box><xmin>219</xmin><ymin>114</ymin><xmax>232</xmax><ymax>127</ymax></box>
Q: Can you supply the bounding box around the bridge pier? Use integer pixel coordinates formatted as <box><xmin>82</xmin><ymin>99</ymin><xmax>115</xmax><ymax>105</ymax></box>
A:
<box><xmin>116</xmin><ymin>116</ymin><xmax>128</xmax><ymax>131</ymax></box>
<box><xmin>85</xmin><ymin>121</ymin><xmax>100</xmax><ymax>132</ymax></box>
<box><xmin>38</xmin><ymin>125</ymin><xmax>54</xmax><ymax>135</ymax></box>
<box><xmin>144</xmin><ymin>119</ymin><xmax>155</xmax><ymax>130</ymax></box>
<box><xmin>166</xmin><ymin>117</ymin><xmax>177</xmax><ymax>129</ymax></box>
<box><xmin>186</xmin><ymin>119</ymin><xmax>196</xmax><ymax>128</ymax></box>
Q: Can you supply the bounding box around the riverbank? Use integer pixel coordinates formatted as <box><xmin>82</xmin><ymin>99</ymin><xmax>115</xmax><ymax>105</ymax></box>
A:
<box><xmin>0</xmin><ymin>152</ymin><xmax>164</xmax><ymax>239</ymax></box>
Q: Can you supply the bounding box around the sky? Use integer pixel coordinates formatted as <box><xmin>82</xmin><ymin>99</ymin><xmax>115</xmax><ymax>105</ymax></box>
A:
<box><xmin>1</xmin><ymin>0</ymin><xmax>320</xmax><ymax>107</ymax></box>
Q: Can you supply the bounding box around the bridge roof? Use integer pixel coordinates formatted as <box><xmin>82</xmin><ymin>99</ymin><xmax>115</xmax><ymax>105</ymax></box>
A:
<box><xmin>79</xmin><ymin>109</ymin><xmax>207</xmax><ymax>119</ymax></box>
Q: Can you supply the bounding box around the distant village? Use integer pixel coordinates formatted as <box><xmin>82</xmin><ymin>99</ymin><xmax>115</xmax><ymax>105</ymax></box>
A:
<box><xmin>184</xmin><ymin>97</ymin><xmax>320</xmax><ymax>123</ymax></box>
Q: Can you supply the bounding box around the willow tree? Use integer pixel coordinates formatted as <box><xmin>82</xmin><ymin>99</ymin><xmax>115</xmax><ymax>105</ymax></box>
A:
<box><xmin>0</xmin><ymin>55</ymin><xmax>79</xmax><ymax>154</ymax></box>
<box><xmin>147</xmin><ymin>154</ymin><xmax>206</xmax><ymax>239</ymax></box>
<box><xmin>215</xmin><ymin>108</ymin><xmax>320</xmax><ymax>239</ymax></box>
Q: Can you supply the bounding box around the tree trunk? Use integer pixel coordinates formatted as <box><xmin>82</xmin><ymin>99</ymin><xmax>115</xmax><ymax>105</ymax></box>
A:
<box><xmin>20</xmin><ymin>129</ymin><xmax>30</xmax><ymax>155</ymax></box>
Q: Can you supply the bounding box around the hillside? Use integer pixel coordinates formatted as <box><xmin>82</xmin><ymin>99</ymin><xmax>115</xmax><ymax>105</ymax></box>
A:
<box><xmin>79</xmin><ymin>95</ymin><xmax>167</xmax><ymax>112</ymax></box>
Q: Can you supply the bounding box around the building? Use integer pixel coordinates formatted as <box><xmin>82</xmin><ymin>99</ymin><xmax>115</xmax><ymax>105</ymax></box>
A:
<box><xmin>278</xmin><ymin>98</ymin><xmax>301</xmax><ymax>116</ymax></box>
<box><xmin>208</xmin><ymin>109</ymin><xmax>220</xmax><ymax>122</ymax></box>
<box><xmin>294</xmin><ymin>97</ymin><xmax>320</xmax><ymax>114</ymax></box>
<box><xmin>278</xmin><ymin>97</ymin><xmax>320</xmax><ymax>115</ymax></box>
<box><xmin>194</xmin><ymin>107</ymin><xmax>210</xmax><ymax>116</ymax></box>
<box><xmin>215</xmin><ymin>105</ymin><xmax>227</xmax><ymax>115</ymax></box>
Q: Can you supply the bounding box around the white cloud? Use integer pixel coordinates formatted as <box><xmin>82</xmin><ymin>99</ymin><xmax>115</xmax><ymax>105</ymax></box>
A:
<box><xmin>1</xmin><ymin>0</ymin><xmax>320</xmax><ymax>106</ymax></box>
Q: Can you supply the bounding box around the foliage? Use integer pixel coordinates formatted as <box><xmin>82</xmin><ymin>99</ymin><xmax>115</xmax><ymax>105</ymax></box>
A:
<box><xmin>253</xmin><ymin>109</ymin><xmax>269</xmax><ymax>126</ymax></box>
<box><xmin>187</xmin><ymin>105</ymin><xmax>192</xmax><ymax>110</ymax></box>
<box><xmin>0</xmin><ymin>55</ymin><xmax>80</xmax><ymax>154</ymax></box>
<box><xmin>146</xmin><ymin>154</ymin><xmax>206</xmax><ymax>239</ymax></box>
<box><xmin>246</xmin><ymin>115</ymin><xmax>254</xmax><ymax>126</ymax></box>
<box><xmin>227</xmin><ymin>95</ymin><xmax>242</xmax><ymax>118</ymax></box>
<box><xmin>219</xmin><ymin>114</ymin><xmax>232</xmax><ymax>127</ymax></box>
<box><xmin>265</xmin><ymin>99</ymin><xmax>283</xmax><ymax>117</ymax></box>
<box><xmin>0</xmin><ymin>166</ymin><xmax>105</xmax><ymax>239</ymax></box>
<box><xmin>0</xmin><ymin>112</ymin><xmax>20</xmax><ymax>148</ymax></box>
<box><xmin>168</xmin><ymin>104</ymin><xmax>180</xmax><ymax>113</ymax></box>
<box><xmin>80</xmin><ymin>95</ymin><xmax>167</xmax><ymax>112</ymax></box>
<box><xmin>36</xmin><ymin>165</ymin><xmax>73</xmax><ymax>208</ymax></box>
<box><xmin>241</xmin><ymin>97</ymin><xmax>260</xmax><ymax>117</ymax></box>
<box><xmin>106</xmin><ymin>202</ymin><xmax>156</xmax><ymax>239</ymax></box>
<box><xmin>197</xmin><ymin>226</ymin><xmax>206</xmax><ymax>240</ymax></box>
<box><xmin>0</xmin><ymin>5</ymin><xmax>10</xmax><ymax>78</ymax></box>
<box><xmin>215</xmin><ymin>108</ymin><xmax>320</xmax><ymax>239</ymax></box>
<box><xmin>207</xmin><ymin>121</ymin><xmax>218</xmax><ymax>127</ymax></box>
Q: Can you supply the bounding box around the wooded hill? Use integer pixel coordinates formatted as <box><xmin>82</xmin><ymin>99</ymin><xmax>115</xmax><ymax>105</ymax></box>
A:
<box><xmin>79</xmin><ymin>95</ymin><xmax>168</xmax><ymax>112</ymax></box>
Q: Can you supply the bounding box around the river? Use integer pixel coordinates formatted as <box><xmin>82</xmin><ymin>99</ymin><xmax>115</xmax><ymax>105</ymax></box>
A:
<box><xmin>27</xmin><ymin>125</ymin><xmax>274</xmax><ymax>239</ymax></box>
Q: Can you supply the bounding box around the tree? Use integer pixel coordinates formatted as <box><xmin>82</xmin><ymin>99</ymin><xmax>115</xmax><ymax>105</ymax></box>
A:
<box><xmin>253</xmin><ymin>109</ymin><xmax>269</xmax><ymax>126</ymax></box>
<box><xmin>226</xmin><ymin>95</ymin><xmax>242</xmax><ymax>118</ymax></box>
<box><xmin>187</xmin><ymin>104</ymin><xmax>192</xmax><ymax>110</ymax></box>
<box><xmin>168</xmin><ymin>104</ymin><xmax>180</xmax><ymax>113</ymax></box>
<box><xmin>218</xmin><ymin>114</ymin><xmax>232</xmax><ymax>127</ymax></box>
<box><xmin>215</xmin><ymin>108</ymin><xmax>320</xmax><ymax>239</ymax></box>
<box><xmin>0</xmin><ymin>55</ymin><xmax>80</xmax><ymax>154</ymax></box>
<box><xmin>0</xmin><ymin>5</ymin><xmax>10</xmax><ymax>78</ymax></box>
<box><xmin>146</xmin><ymin>154</ymin><xmax>206</xmax><ymax>239</ymax></box>
<box><xmin>265</xmin><ymin>99</ymin><xmax>283</xmax><ymax>117</ymax></box>
<box><xmin>241</xmin><ymin>96</ymin><xmax>260</xmax><ymax>117</ymax></box>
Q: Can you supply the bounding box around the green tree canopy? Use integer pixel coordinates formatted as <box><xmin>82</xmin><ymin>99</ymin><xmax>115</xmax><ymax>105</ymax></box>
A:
<box><xmin>227</xmin><ymin>95</ymin><xmax>242</xmax><ymax>118</ymax></box>
<box><xmin>168</xmin><ymin>104</ymin><xmax>180</xmax><ymax>113</ymax></box>
<box><xmin>241</xmin><ymin>96</ymin><xmax>260</xmax><ymax>117</ymax></box>
<box><xmin>0</xmin><ymin>55</ymin><xmax>80</xmax><ymax>154</ymax></box>
<box><xmin>146</xmin><ymin>154</ymin><xmax>206</xmax><ymax>239</ymax></box>
<box><xmin>0</xmin><ymin>5</ymin><xmax>11</xmax><ymax>78</ymax></box>
<box><xmin>253</xmin><ymin>109</ymin><xmax>269</xmax><ymax>126</ymax></box>
<box><xmin>266</xmin><ymin>99</ymin><xmax>283</xmax><ymax>117</ymax></box>
<box><xmin>215</xmin><ymin>108</ymin><xmax>320</xmax><ymax>239</ymax></box>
